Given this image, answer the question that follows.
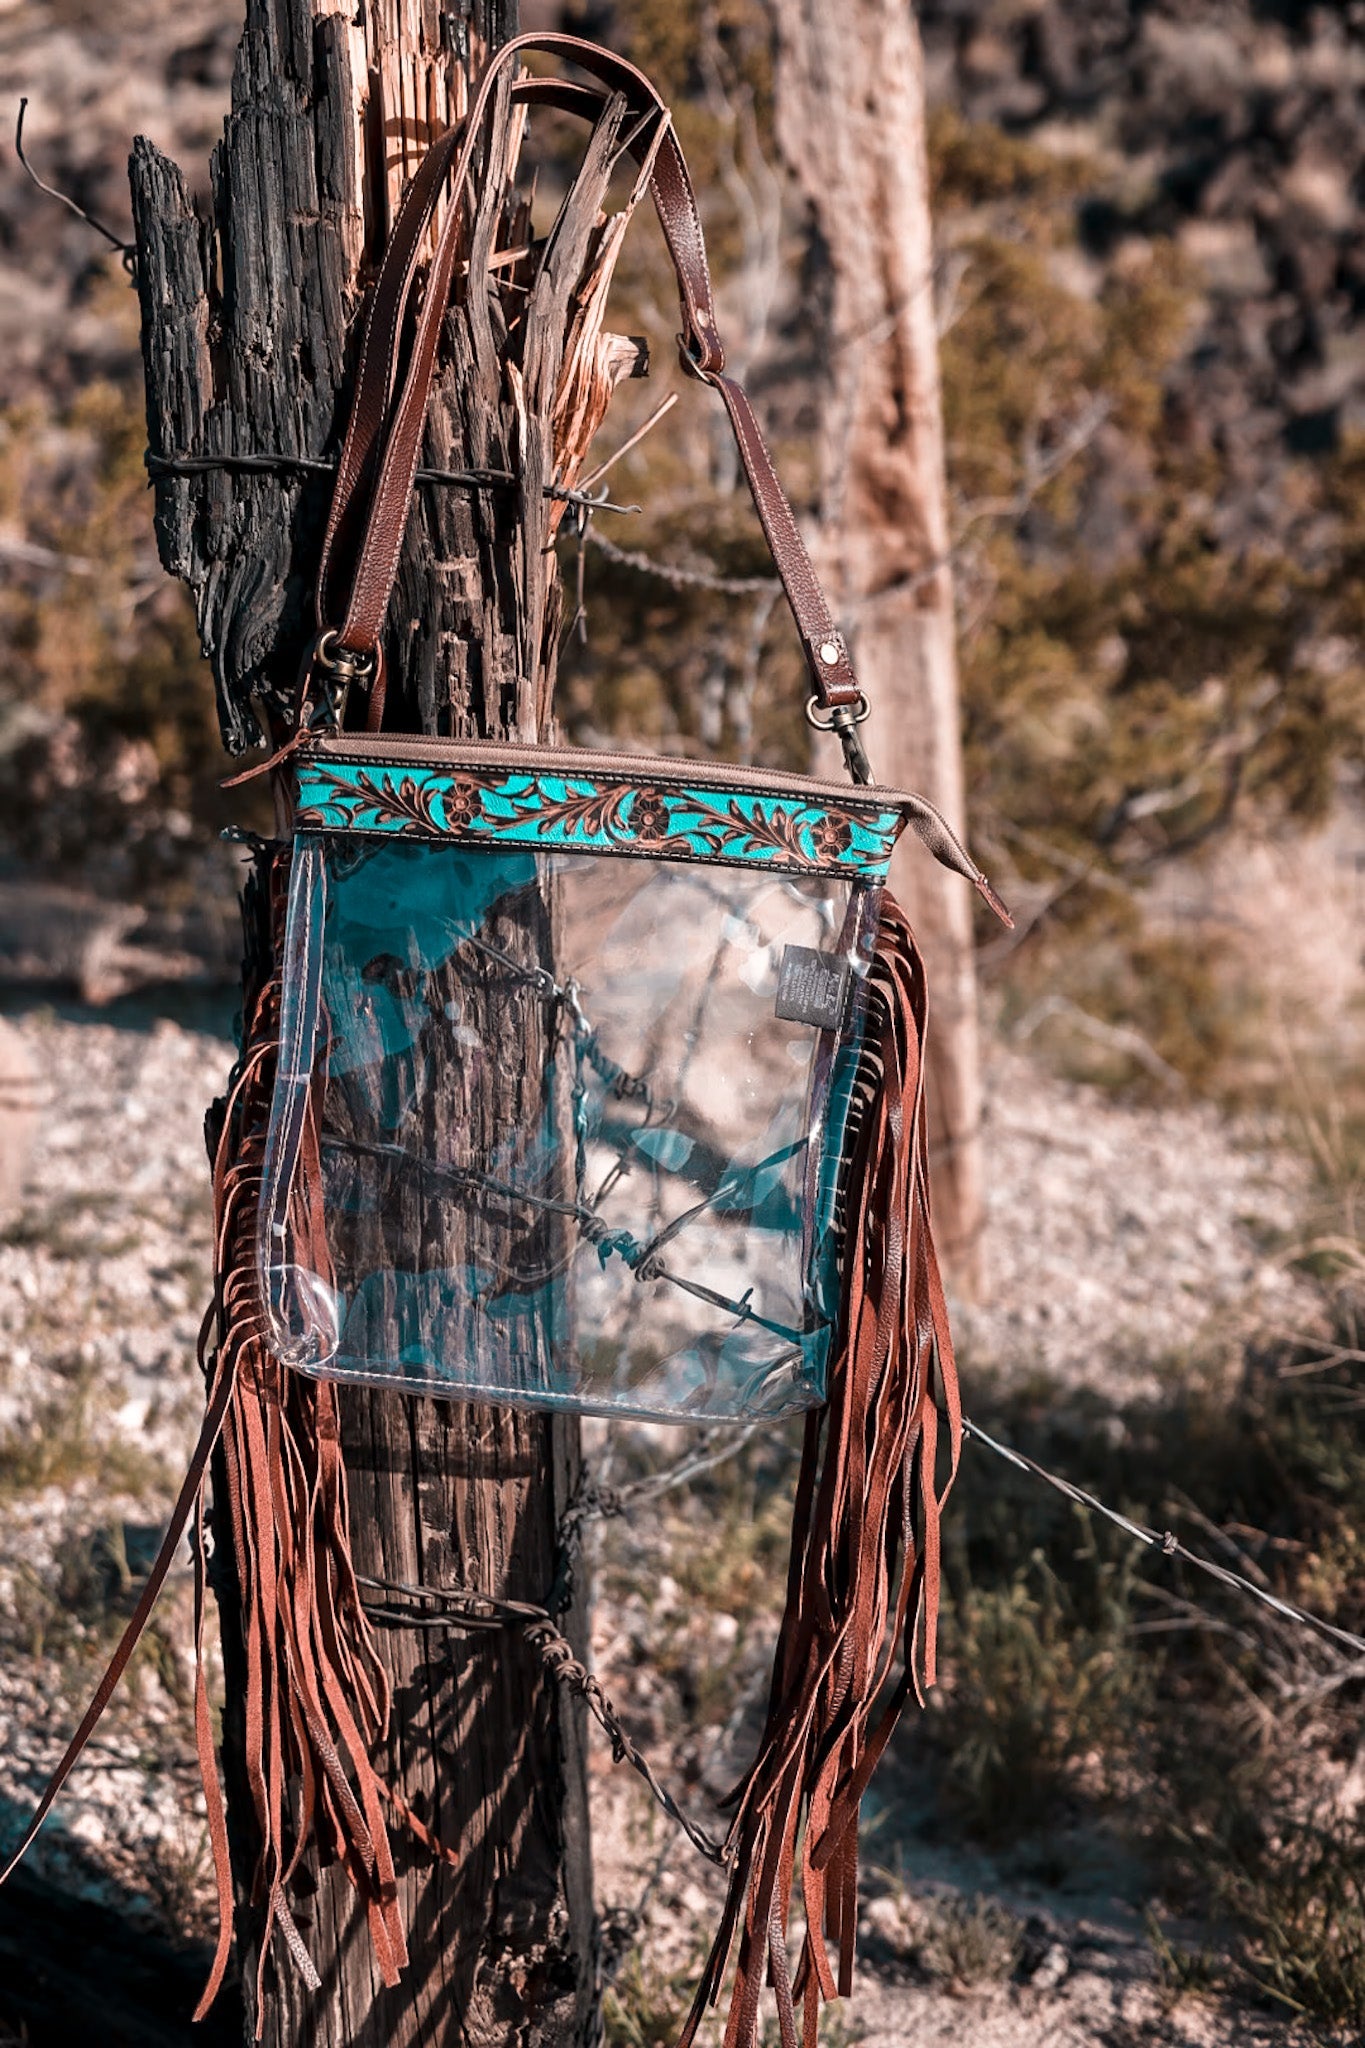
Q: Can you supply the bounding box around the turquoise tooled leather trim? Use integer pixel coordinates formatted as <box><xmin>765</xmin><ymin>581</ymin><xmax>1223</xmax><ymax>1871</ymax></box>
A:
<box><xmin>294</xmin><ymin>760</ymin><xmax>903</xmax><ymax>878</ymax></box>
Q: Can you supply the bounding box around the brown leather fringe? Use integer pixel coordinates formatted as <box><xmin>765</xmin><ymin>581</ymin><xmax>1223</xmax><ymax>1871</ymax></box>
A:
<box><xmin>679</xmin><ymin>890</ymin><xmax>963</xmax><ymax>2048</ymax></box>
<box><xmin>0</xmin><ymin>846</ymin><xmax>404</xmax><ymax>2022</ymax></box>
<box><xmin>193</xmin><ymin>848</ymin><xmax>404</xmax><ymax>2027</ymax></box>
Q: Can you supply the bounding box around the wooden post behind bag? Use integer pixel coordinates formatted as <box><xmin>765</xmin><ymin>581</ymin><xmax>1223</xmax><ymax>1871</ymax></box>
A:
<box><xmin>770</xmin><ymin>0</ymin><xmax>986</xmax><ymax>1293</ymax></box>
<box><xmin>126</xmin><ymin>1</ymin><xmax>649</xmax><ymax>2036</ymax></box>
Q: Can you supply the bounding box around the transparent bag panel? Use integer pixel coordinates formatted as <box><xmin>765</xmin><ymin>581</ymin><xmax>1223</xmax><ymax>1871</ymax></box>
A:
<box><xmin>261</xmin><ymin>834</ymin><xmax>881</xmax><ymax>1421</ymax></box>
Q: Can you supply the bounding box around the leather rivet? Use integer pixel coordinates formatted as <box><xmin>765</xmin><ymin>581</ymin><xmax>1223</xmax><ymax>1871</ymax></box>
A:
<box><xmin>818</xmin><ymin>640</ymin><xmax>841</xmax><ymax>666</ymax></box>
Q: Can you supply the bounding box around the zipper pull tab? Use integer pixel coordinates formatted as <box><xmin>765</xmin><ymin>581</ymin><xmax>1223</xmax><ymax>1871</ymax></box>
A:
<box><xmin>220</xmin><ymin>724</ymin><xmax>314</xmax><ymax>789</ymax></box>
<box><xmin>900</xmin><ymin>793</ymin><xmax>1014</xmax><ymax>929</ymax></box>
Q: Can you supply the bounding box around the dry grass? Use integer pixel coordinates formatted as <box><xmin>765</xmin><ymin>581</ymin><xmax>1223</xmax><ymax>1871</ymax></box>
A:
<box><xmin>0</xmin><ymin>1361</ymin><xmax>163</xmax><ymax>1505</ymax></box>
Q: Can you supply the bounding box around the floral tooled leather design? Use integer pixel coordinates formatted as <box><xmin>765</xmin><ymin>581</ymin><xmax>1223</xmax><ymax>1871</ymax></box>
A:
<box><xmin>445</xmin><ymin>778</ymin><xmax>480</xmax><ymax>828</ymax></box>
<box><xmin>809</xmin><ymin>814</ymin><xmax>853</xmax><ymax>860</ymax></box>
<box><xmin>295</xmin><ymin>759</ymin><xmax>905</xmax><ymax>877</ymax></box>
<box><xmin>630</xmin><ymin>789</ymin><xmax>671</xmax><ymax>844</ymax></box>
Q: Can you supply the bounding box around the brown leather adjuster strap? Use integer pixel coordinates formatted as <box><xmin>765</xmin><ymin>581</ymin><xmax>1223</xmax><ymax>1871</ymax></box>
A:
<box><xmin>319</xmin><ymin>31</ymin><xmax>870</xmax><ymax>768</ymax></box>
<box><xmin>316</xmin><ymin>123</ymin><xmax>465</xmax><ymax>637</ymax></box>
<box><xmin>709</xmin><ymin>372</ymin><xmax>863</xmax><ymax>713</ymax></box>
<box><xmin>322</xmin><ymin>36</ymin><xmax>685</xmax><ymax>663</ymax></box>
<box><xmin>317</xmin><ymin>37</ymin><xmax>693</xmax><ymax>652</ymax></box>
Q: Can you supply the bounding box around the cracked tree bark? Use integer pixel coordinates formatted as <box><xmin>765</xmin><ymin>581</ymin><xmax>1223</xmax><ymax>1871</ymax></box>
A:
<box><xmin>127</xmin><ymin>2</ymin><xmax>644</xmax><ymax>2038</ymax></box>
<box><xmin>769</xmin><ymin>0</ymin><xmax>985</xmax><ymax>1291</ymax></box>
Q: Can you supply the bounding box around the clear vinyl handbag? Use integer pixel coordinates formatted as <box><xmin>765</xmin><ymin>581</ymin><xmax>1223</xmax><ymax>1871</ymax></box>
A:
<box><xmin>251</xmin><ymin>49</ymin><xmax>1006</xmax><ymax>1428</ymax></box>
<box><xmin>258</xmin><ymin>739</ymin><xmax>926</xmax><ymax>1418</ymax></box>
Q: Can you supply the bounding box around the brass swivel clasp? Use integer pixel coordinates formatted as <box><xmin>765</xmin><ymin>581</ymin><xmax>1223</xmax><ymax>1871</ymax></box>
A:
<box><xmin>310</xmin><ymin>629</ymin><xmax>376</xmax><ymax>730</ymax></box>
<box><xmin>805</xmin><ymin>689</ymin><xmax>873</xmax><ymax>786</ymax></box>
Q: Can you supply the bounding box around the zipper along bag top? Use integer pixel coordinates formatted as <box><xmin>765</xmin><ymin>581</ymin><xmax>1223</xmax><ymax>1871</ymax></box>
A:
<box><xmin>0</xmin><ymin>32</ymin><xmax>1010</xmax><ymax>2048</ymax></box>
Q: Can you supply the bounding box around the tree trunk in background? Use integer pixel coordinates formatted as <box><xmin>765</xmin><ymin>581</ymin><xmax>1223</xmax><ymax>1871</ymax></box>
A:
<box><xmin>769</xmin><ymin>0</ymin><xmax>985</xmax><ymax>1291</ymax></box>
<box><xmin>128</xmin><ymin>1</ymin><xmax>637</xmax><ymax>2038</ymax></box>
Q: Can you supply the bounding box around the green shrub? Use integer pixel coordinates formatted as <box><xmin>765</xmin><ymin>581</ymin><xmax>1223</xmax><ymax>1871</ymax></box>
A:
<box><xmin>927</xmin><ymin>1319</ymin><xmax>1365</xmax><ymax>2025</ymax></box>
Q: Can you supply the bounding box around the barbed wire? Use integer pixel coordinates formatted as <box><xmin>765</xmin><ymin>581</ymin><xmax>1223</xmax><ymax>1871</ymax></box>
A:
<box><xmin>144</xmin><ymin>449</ymin><xmax>638</xmax><ymax>518</ymax></box>
<box><xmin>357</xmin><ymin>1570</ymin><xmax>726</xmax><ymax>1862</ymax></box>
<box><xmin>584</xmin><ymin>526</ymin><xmax>781</xmax><ymax>596</ymax></box>
<box><xmin>962</xmin><ymin>1415</ymin><xmax>1365</xmax><ymax>1662</ymax></box>
<box><xmin>358</xmin><ymin>1400</ymin><xmax>1365</xmax><ymax>1872</ymax></box>
<box><xmin>15</xmin><ymin>99</ymin><xmax>138</xmax><ymax>275</ymax></box>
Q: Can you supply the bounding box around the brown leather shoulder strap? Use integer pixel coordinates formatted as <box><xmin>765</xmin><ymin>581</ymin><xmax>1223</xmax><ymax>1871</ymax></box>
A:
<box><xmin>318</xmin><ymin>33</ymin><xmax>870</xmax><ymax>770</ymax></box>
<box><xmin>316</xmin><ymin>124</ymin><xmax>466</xmax><ymax>641</ymax></box>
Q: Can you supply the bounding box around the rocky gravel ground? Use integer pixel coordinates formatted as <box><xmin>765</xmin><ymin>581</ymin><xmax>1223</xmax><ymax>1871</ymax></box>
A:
<box><xmin>0</xmin><ymin>998</ymin><xmax>1340</xmax><ymax>2043</ymax></box>
<box><xmin>957</xmin><ymin>1043</ymin><xmax>1321</xmax><ymax>1397</ymax></box>
<box><xmin>0</xmin><ymin>1008</ymin><xmax>228</xmax><ymax>1925</ymax></box>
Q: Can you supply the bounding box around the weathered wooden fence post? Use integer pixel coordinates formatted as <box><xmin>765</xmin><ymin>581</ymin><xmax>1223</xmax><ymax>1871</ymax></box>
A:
<box><xmin>769</xmin><ymin>0</ymin><xmax>986</xmax><ymax>1291</ymax></box>
<box><xmin>128</xmin><ymin>2</ymin><xmax>650</xmax><ymax>2036</ymax></box>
